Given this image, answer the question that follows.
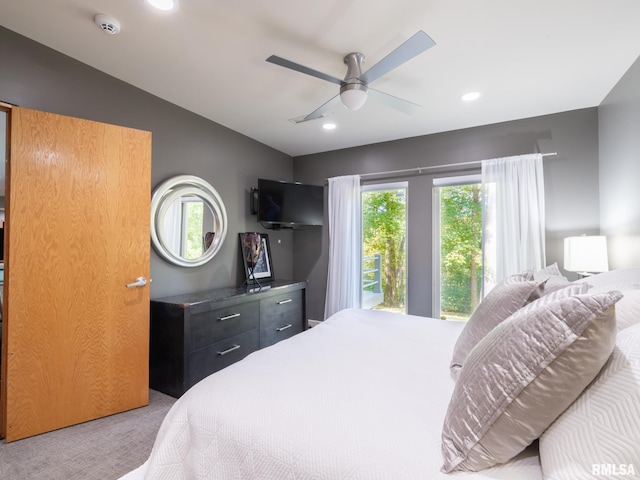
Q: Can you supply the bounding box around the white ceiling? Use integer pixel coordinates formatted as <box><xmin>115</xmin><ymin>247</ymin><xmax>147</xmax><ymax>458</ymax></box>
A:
<box><xmin>1</xmin><ymin>0</ymin><xmax>640</xmax><ymax>157</ymax></box>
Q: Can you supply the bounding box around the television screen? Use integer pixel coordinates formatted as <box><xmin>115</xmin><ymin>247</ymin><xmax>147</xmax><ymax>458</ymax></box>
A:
<box><xmin>258</xmin><ymin>179</ymin><xmax>324</xmax><ymax>227</ymax></box>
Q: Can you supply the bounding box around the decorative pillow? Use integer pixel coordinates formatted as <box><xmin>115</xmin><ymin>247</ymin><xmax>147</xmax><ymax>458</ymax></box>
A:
<box><xmin>441</xmin><ymin>291</ymin><xmax>622</xmax><ymax>473</ymax></box>
<box><xmin>516</xmin><ymin>282</ymin><xmax>590</xmax><ymax>317</ymax></box>
<box><xmin>540</xmin><ymin>275</ymin><xmax>573</xmax><ymax>295</ymax></box>
<box><xmin>540</xmin><ymin>322</ymin><xmax>640</xmax><ymax>480</ymax></box>
<box><xmin>534</xmin><ymin>262</ymin><xmax>574</xmax><ymax>295</ymax></box>
<box><xmin>534</xmin><ymin>262</ymin><xmax>563</xmax><ymax>280</ymax></box>
<box><xmin>516</xmin><ymin>269</ymin><xmax>535</xmax><ymax>281</ymax></box>
<box><xmin>449</xmin><ymin>274</ymin><xmax>545</xmax><ymax>379</ymax></box>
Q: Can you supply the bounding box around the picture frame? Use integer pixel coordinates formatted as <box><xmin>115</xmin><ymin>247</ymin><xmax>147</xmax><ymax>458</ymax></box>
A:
<box><xmin>239</xmin><ymin>232</ymin><xmax>274</xmax><ymax>283</ymax></box>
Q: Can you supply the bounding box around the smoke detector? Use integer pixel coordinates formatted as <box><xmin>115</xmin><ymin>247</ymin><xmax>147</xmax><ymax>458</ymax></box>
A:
<box><xmin>94</xmin><ymin>14</ymin><xmax>121</xmax><ymax>35</ymax></box>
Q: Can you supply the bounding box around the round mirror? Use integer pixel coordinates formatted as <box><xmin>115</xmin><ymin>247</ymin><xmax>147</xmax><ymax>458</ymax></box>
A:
<box><xmin>151</xmin><ymin>175</ymin><xmax>228</xmax><ymax>267</ymax></box>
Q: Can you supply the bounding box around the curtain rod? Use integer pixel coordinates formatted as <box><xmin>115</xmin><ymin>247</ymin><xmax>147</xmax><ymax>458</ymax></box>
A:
<box><xmin>357</xmin><ymin>152</ymin><xmax>557</xmax><ymax>180</ymax></box>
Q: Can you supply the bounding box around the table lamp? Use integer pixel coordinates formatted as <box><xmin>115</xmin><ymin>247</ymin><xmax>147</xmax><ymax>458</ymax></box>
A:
<box><xmin>563</xmin><ymin>235</ymin><xmax>609</xmax><ymax>277</ymax></box>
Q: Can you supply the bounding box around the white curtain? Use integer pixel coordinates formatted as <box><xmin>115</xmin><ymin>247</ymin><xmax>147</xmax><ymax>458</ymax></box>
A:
<box><xmin>324</xmin><ymin>175</ymin><xmax>362</xmax><ymax>319</ymax></box>
<box><xmin>481</xmin><ymin>154</ymin><xmax>545</xmax><ymax>292</ymax></box>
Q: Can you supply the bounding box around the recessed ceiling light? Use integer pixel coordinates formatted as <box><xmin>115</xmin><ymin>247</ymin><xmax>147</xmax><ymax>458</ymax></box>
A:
<box><xmin>322</xmin><ymin>123</ymin><xmax>337</xmax><ymax>131</ymax></box>
<box><xmin>460</xmin><ymin>91</ymin><xmax>481</xmax><ymax>102</ymax></box>
<box><xmin>146</xmin><ymin>0</ymin><xmax>177</xmax><ymax>11</ymax></box>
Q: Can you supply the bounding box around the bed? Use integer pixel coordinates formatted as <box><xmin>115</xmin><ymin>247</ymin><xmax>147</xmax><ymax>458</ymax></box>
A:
<box><xmin>122</xmin><ymin>267</ymin><xmax>640</xmax><ymax>479</ymax></box>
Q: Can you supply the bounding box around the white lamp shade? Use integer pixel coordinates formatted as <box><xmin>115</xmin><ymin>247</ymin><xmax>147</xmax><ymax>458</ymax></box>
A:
<box><xmin>564</xmin><ymin>235</ymin><xmax>609</xmax><ymax>274</ymax></box>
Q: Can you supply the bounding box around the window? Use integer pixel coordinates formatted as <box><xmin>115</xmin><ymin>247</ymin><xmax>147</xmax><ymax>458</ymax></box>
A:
<box><xmin>163</xmin><ymin>196</ymin><xmax>208</xmax><ymax>260</ymax></box>
<box><xmin>433</xmin><ymin>175</ymin><xmax>482</xmax><ymax>321</ymax></box>
<box><xmin>181</xmin><ymin>198</ymin><xmax>205</xmax><ymax>259</ymax></box>
<box><xmin>361</xmin><ymin>183</ymin><xmax>407</xmax><ymax>313</ymax></box>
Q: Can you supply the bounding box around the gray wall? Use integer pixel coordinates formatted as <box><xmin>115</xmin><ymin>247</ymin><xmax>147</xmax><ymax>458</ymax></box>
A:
<box><xmin>294</xmin><ymin>108</ymin><xmax>601</xmax><ymax>320</ymax></box>
<box><xmin>3</xmin><ymin>23</ymin><xmax>625</xmax><ymax>321</ymax></box>
<box><xmin>598</xmin><ymin>55</ymin><xmax>640</xmax><ymax>269</ymax></box>
<box><xmin>0</xmin><ymin>26</ymin><xmax>294</xmax><ymax>299</ymax></box>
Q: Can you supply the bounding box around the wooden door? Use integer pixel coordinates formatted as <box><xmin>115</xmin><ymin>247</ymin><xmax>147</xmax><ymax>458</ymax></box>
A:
<box><xmin>0</xmin><ymin>107</ymin><xmax>151</xmax><ymax>442</ymax></box>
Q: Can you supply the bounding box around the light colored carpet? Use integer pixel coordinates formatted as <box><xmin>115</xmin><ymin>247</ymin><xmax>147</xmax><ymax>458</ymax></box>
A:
<box><xmin>0</xmin><ymin>389</ymin><xmax>175</xmax><ymax>480</ymax></box>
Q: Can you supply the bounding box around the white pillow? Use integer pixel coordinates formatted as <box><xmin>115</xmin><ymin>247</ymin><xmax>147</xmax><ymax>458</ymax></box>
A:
<box><xmin>589</xmin><ymin>286</ymin><xmax>640</xmax><ymax>331</ymax></box>
<box><xmin>575</xmin><ymin>266</ymin><xmax>640</xmax><ymax>289</ymax></box>
<box><xmin>539</xmin><ymin>322</ymin><xmax>640</xmax><ymax>479</ymax></box>
<box><xmin>574</xmin><ymin>268</ymin><xmax>640</xmax><ymax>330</ymax></box>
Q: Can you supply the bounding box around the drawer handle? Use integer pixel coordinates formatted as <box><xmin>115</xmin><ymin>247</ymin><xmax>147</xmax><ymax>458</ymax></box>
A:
<box><xmin>277</xmin><ymin>324</ymin><xmax>293</xmax><ymax>332</ymax></box>
<box><xmin>217</xmin><ymin>344</ymin><xmax>240</xmax><ymax>356</ymax></box>
<box><xmin>219</xmin><ymin>313</ymin><xmax>241</xmax><ymax>321</ymax></box>
<box><xmin>277</xmin><ymin>299</ymin><xmax>292</xmax><ymax>305</ymax></box>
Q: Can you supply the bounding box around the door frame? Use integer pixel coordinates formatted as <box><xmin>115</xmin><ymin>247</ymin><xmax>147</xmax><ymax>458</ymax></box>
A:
<box><xmin>0</xmin><ymin>102</ymin><xmax>11</xmax><ymax>435</ymax></box>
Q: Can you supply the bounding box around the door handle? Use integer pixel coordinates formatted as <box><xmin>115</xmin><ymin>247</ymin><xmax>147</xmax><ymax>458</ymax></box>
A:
<box><xmin>126</xmin><ymin>276</ymin><xmax>148</xmax><ymax>288</ymax></box>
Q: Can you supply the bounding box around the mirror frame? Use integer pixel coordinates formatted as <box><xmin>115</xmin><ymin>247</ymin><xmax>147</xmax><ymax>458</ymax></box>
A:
<box><xmin>150</xmin><ymin>175</ymin><xmax>228</xmax><ymax>267</ymax></box>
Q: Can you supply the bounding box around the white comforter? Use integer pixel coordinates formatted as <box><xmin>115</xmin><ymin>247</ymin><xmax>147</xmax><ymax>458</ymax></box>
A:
<box><xmin>124</xmin><ymin>308</ymin><xmax>542</xmax><ymax>479</ymax></box>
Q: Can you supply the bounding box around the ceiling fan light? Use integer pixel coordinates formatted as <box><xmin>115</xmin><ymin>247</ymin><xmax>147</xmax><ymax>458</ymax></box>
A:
<box><xmin>340</xmin><ymin>83</ymin><xmax>368</xmax><ymax>111</ymax></box>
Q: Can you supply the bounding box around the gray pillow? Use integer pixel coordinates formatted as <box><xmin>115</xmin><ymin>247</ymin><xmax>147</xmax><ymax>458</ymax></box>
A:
<box><xmin>534</xmin><ymin>262</ymin><xmax>575</xmax><ymax>295</ymax></box>
<box><xmin>533</xmin><ymin>262</ymin><xmax>563</xmax><ymax>280</ymax></box>
<box><xmin>449</xmin><ymin>274</ymin><xmax>544</xmax><ymax>379</ymax></box>
<box><xmin>518</xmin><ymin>282</ymin><xmax>590</xmax><ymax>316</ymax></box>
<box><xmin>539</xmin><ymin>275</ymin><xmax>574</xmax><ymax>294</ymax></box>
<box><xmin>441</xmin><ymin>291</ymin><xmax>622</xmax><ymax>473</ymax></box>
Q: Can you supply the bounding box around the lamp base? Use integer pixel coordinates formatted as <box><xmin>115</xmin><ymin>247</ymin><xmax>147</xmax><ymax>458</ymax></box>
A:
<box><xmin>577</xmin><ymin>271</ymin><xmax>594</xmax><ymax>279</ymax></box>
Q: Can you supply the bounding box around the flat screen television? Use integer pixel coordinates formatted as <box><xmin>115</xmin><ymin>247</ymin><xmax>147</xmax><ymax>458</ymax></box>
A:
<box><xmin>257</xmin><ymin>178</ymin><xmax>324</xmax><ymax>228</ymax></box>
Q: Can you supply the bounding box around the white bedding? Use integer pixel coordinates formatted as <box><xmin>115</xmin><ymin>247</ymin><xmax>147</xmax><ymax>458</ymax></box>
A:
<box><xmin>122</xmin><ymin>308</ymin><xmax>542</xmax><ymax>479</ymax></box>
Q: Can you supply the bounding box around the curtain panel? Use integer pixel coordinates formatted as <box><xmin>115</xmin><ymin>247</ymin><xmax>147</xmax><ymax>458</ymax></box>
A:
<box><xmin>481</xmin><ymin>154</ymin><xmax>545</xmax><ymax>292</ymax></box>
<box><xmin>324</xmin><ymin>175</ymin><xmax>362</xmax><ymax>319</ymax></box>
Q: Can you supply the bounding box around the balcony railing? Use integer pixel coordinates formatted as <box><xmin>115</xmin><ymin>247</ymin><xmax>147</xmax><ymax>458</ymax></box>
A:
<box><xmin>362</xmin><ymin>253</ymin><xmax>384</xmax><ymax>309</ymax></box>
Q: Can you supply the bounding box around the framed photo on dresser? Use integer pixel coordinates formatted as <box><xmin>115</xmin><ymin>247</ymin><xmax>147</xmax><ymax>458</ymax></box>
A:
<box><xmin>239</xmin><ymin>232</ymin><xmax>274</xmax><ymax>282</ymax></box>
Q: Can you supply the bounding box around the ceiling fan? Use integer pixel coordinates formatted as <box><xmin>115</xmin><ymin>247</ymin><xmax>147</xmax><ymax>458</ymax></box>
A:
<box><xmin>266</xmin><ymin>30</ymin><xmax>436</xmax><ymax>123</ymax></box>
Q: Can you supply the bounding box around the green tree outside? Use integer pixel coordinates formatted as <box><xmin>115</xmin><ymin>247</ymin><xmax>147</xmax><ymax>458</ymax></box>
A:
<box><xmin>362</xmin><ymin>189</ymin><xmax>406</xmax><ymax>310</ymax></box>
<box><xmin>439</xmin><ymin>184</ymin><xmax>483</xmax><ymax>319</ymax></box>
<box><xmin>184</xmin><ymin>200</ymin><xmax>204</xmax><ymax>259</ymax></box>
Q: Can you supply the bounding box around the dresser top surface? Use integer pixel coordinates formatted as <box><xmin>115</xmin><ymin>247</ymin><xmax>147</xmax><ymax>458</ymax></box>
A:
<box><xmin>151</xmin><ymin>280</ymin><xmax>306</xmax><ymax>308</ymax></box>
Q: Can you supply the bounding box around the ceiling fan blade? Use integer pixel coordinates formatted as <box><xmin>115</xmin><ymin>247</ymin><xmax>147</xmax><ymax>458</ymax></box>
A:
<box><xmin>266</xmin><ymin>55</ymin><xmax>343</xmax><ymax>86</ymax></box>
<box><xmin>368</xmin><ymin>88</ymin><xmax>421</xmax><ymax>116</ymax></box>
<box><xmin>289</xmin><ymin>95</ymin><xmax>341</xmax><ymax>124</ymax></box>
<box><xmin>360</xmin><ymin>31</ymin><xmax>436</xmax><ymax>85</ymax></box>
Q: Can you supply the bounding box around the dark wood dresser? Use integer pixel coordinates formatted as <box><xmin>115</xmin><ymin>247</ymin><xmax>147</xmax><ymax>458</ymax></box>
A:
<box><xmin>149</xmin><ymin>280</ymin><xmax>307</xmax><ymax>397</ymax></box>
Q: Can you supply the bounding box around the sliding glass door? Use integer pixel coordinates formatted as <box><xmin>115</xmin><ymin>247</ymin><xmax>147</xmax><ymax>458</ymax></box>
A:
<box><xmin>361</xmin><ymin>183</ymin><xmax>407</xmax><ymax>313</ymax></box>
<box><xmin>433</xmin><ymin>175</ymin><xmax>483</xmax><ymax>321</ymax></box>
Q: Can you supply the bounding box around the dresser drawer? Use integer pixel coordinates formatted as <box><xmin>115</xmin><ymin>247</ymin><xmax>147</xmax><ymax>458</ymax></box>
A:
<box><xmin>260</xmin><ymin>289</ymin><xmax>303</xmax><ymax>326</ymax></box>
<box><xmin>189</xmin><ymin>301</ymin><xmax>259</xmax><ymax>351</ymax></box>
<box><xmin>188</xmin><ymin>328</ymin><xmax>260</xmax><ymax>387</ymax></box>
<box><xmin>260</xmin><ymin>318</ymin><xmax>303</xmax><ymax>348</ymax></box>
<box><xmin>150</xmin><ymin>281</ymin><xmax>306</xmax><ymax>397</ymax></box>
